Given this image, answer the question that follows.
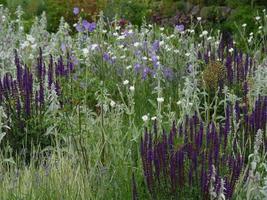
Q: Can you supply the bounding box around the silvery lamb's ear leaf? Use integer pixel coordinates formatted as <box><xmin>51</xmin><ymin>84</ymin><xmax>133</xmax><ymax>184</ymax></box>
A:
<box><xmin>44</xmin><ymin>126</ymin><xmax>55</xmax><ymax>136</ymax></box>
<box><xmin>148</xmin><ymin>99</ymin><xmax>157</xmax><ymax>109</ymax></box>
<box><xmin>0</xmin><ymin>132</ymin><xmax>6</xmax><ymax>143</ymax></box>
<box><xmin>254</xmin><ymin>50</ymin><xmax>261</xmax><ymax>63</ymax></box>
<box><xmin>216</xmin><ymin>116</ymin><xmax>225</xmax><ymax>121</ymax></box>
<box><xmin>2</xmin><ymin>158</ymin><xmax>16</xmax><ymax>165</ymax></box>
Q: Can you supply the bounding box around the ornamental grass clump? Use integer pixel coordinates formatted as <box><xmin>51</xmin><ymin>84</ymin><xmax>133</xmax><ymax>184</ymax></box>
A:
<box><xmin>202</xmin><ymin>61</ymin><xmax>226</xmax><ymax>91</ymax></box>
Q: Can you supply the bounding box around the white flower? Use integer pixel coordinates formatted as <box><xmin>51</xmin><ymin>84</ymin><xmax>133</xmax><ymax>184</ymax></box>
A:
<box><xmin>113</xmin><ymin>32</ymin><xmax>119</xmax><ymax>37</ymax></box>
<box><xmin>142</xmin><ymin>115</ymin><xmax>149</xmax><ymax>122</ymax></box>
<box><xmin>157</xmin><ymin>97</ymin><xmax>164</xmax><ymax>103</ymax></box>
<box><xmin>128</xmin><ymin>29</ymin><xmax>133</xmax><ymax>34</ymax></box>
<box><xmin>255</xmin><ymin>16</ymin><xmax>261</xmax><ymax>21</ymax></box>
<box><xmin>188</xmin><ymin>102</ymin><xmax>193</xmax><ymax>106</ymax></box>
<box><xmin>133</xmin><ymin>42</ymin><xmax>140</xmax><ymax>47</ymax></box>
<box><xmin>160</xmin><ymin>27</ymin><xmax>164</xmax><ymax>31</ymax></box>
<box><xmin>26</xmin><ymin>34</ymin><xmax>35</xmax><ymax>43</ymax></box>
<box><xmin>197</xmin><ymin>17</ymin><xmax>201</xmax><ymax>21</ymax></box>
<box><xmin>228</xmin><ymin>48</ymin><xmax>234</xmax><ymax>53</ymax></box>
<box><xmin>102</xmin><ymin>30</ymin><xmax>107</xmax><ymax>33</ymax></box>
<box><xmin>90</xmin><ymin>44</ymin><xmax>98</xmax><ymax>51</ymax></box>
<box><xmin>159</xmin><ymin>41</ymin><xmax>164</xmax><ymax>46</ymax></box>
<box><xmin>117</xmin><ymin>35</ymin><xmax>125</xmax><ymax>40</ymax></box>
<box><xmin>185</xmin><ymin>53</ymin><xmax>190</xmax><ymax>57</ymax></box>
<box><xmin>126</xmin><ymin>65</ymin><xmax>132</xmax><ymax>70</ymax></box>
<box><xmin>190</xmin><ymin>29</ymin><xmax>195</xmax><ymax>33</ymax></box>
<box><xmin>21</xmin><ymin>41</ymin><xmax>30</xmax><ymax>49</ymax></box>
<box><xmin>151</xmin><ymin>116</ymin><xmax>157</xmax><ymax>121</ymax></box>
<box><xmin>202</xmin><ymin>30</ymin><xmax>208</xmax><ymax>36</ymax></box>
<box><xmin>120</xmin><ymin>55</ymin><xmax>126</xmax><ymax>59</ymax></box>
<box><xmin>129</xmin><ymin>86</ymin><xmax>135</xmax><ymax>92</ymax></box>
<box><xmin>207</xmin><ymin>36</ymin><xmax>212</xmax><ymax>41</ymax></box>
<box><xmin>142</xmin><ymin>56</ymin><xmax>148</xmax><ymax>60</ymax></box>
<box><xmin>110</xmin><ymin>100</ymin><xmax>116</xmax><ymax>107</ymax></box>
<box><xmin>176</xmin><ymin>100</ymin><xmax>182</xmax><ymax>105</ymax></box>
<box><xmin>242</xmin><ymin>23</ymin><xmax>247</xmax><ymax>28</ymax></box>
<box><xmin>118</xmin><ymin>45</ymin><xmax>124</xmax><ymax>49</ymax></box>
<box><xmin>82</xmin><ymin>48</ymin><xmax>89</xmax><ymax>55</ymax></box>
<box><xmin>250</xmin><ymin>32</ymin><xmax>254</xmax><ymax>36</ymax></box>
<box><xmin>123</xmin><ymin>80</ymin><xmax>129</xmax><ymax>85</ymax></box>
<box><xmin>259</xmin><ymin>26</ymin><xmax>263</xmax><ymax>30</ymax></box>
<box><xmin>174</xmin><ymin>49</ymin><xmax>179</xmax><ymax>54</ymax></box>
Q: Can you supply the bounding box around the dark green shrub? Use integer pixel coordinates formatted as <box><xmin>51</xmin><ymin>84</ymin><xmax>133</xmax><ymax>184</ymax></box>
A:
<box><xmin>103</xmin><ymin>0</ymin><xmax>149</xmax><ymax>26</ymax></box>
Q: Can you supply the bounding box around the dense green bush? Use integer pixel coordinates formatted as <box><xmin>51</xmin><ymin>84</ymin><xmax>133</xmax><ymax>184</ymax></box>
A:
<box><xmin>102</xmin><ymin>0</ymin><xmax>150</xmax><ymax>26</ymax></box>
<box><xmin>0</xmin><ymin>0</ymin><xmax>266</xmax><ymax>34</ymax></box>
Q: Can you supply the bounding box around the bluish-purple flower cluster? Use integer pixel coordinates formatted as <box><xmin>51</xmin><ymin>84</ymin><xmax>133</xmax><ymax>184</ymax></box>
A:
<box><xmin>76</xmin><ymin>20</ymin><xmax>96</xmax><ymax>33</ymax></box>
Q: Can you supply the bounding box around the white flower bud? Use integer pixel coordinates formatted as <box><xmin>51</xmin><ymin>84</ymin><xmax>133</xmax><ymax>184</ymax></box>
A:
<box><xmin>129</xmin><ymin>86</ymin><xmax>135</xmax><ymax>92</ymax></box>
<box><xmin>110</xmin><ymin>100</ymin><xmax>116</xmax><ymax>107</ymax></box>
<box><xmin>123</xmin><ymin>80</ymin><xmax>129</xmax><ymax>85</ymax></box>
<box><xmin>177</xmin><ymin>100</ymin><xmax>182</xmax><ymax>105</ymax></box>
<box><xmin>151</xmin><ymin>116</ymin><xmax>157</xmax><ymax>121</ymax></box>
<box><xmin>228</xmin><ymin>48</ymin><xmax>234</xmax><ymax>53</ymax></box>
<box><xmin>142</xmin><ymin>115</ymin><xmax>149</xmax><ymax>122</ymax></box>
<box><xmin>157</xmin><ymin>97</ymin><xmax>164</xmax><ymax>103</ymax></box>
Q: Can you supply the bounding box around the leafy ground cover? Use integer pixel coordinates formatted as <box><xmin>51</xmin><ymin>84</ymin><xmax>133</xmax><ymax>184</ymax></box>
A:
<box><xmin>0</xmin><ymin>4</ymin><xmax>266</xmax><ymax>200</ymax></box>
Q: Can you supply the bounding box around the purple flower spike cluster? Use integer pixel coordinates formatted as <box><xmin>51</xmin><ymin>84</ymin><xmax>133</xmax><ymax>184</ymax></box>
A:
<box><xmin>0</xmin><ymin>49</ymin><xmax>75</xmax><ymax>120</ymax></box>
<box><xmin>140</xmin><ymin>115</ymin><xmax>246</xmax><ymax>199</ymax></box>
<box><xmin>198</xmin><ymin>35</ymin><xmax>254</xmax><ymax>87</ymax></box>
